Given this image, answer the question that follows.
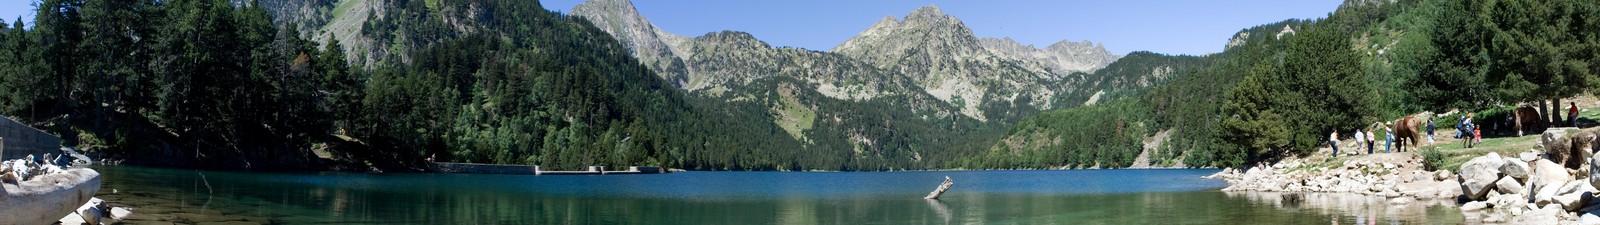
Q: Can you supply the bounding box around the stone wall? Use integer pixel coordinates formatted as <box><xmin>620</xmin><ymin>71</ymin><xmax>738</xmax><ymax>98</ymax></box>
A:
<box><xmin>0</xmin><ymin>116</ymin><xmax>61</xmax><ymax>160</ymax></box>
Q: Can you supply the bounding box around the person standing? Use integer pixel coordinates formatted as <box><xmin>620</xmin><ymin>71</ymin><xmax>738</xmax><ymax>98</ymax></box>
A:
<box><xmin>1570</xmin><ymin>102</ymin><xmax>1580</xmax><ymax>127</ymax></box>
<box><xmin>1354</xmin><ymin>129</ymin><xmax>1366</xmax><ymax>154</ymax></box>
<box><xmin>1367</xmin><ymin>128</ymin><xmax>1376</xmax><ymax>154</ymax></box>
<box><xmin>1384</xmin><ymin>123</ymin><xmax>1394</xmax><ymax>153</ymax></box>
<box><xmin>1462</xmin><ymin>113</ymin><xmax>1476</xmax><ymax>148</ymax></box>
<box><xmin>1427</xmin><ymin>118</ymin><xmax>1436</xmax><ymax>144</ymax></box>
<box><xmin>1330</xmin><ymin>130</ymin><xmax>1340</xmax><ymax>157</ymax></box>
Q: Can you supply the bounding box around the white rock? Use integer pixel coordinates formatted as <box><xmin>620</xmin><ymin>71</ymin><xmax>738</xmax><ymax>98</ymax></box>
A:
<box><xmin>1462</xmin><ymin>201</ymin><xmax>1489</xmax><ymax>211</ymax></box>
<box><xmin>1460</xmin><ymin>153</ymin><xmax>1507</xmax><ymax>200</ymax></box>
<box><xmin>1483</xmin><ymin>213</ymin><xmax>1506</xmax><ymax>223</ymax></box>
<box><xmin>1496</xmin><ymin>176</ymin><xmax>1526</xmax><ymax>195</ymax></box>
<box><xmin>1525</xmin><ymin>151</ymin><xmax>1544</xmax><ymax>162</ymax></box>
<box><xmin>109</xmin><ymin>207</ymin><xmax>132</xmax><ymax>222</ymax></box>
<box><xmin>1538</xmin><ymin>184</ymin><xmax>1563</xmax><ymax>207</ymax></box>
<box><xmin>1581</xmin><ymin>213</ymin><xmax>1600</xmax><ymax>225</ymax></box>
<box><xmin>57</xmin><ymin>212</ymin><xmax>86</xmax><ymax>225</ymax></box>
<box><xmin>1534</xmin><ymin>159</ymin><xmax>1574</xmax><ymax>191</ymax></box>
<box><xmin>1560</xmin><ymin>181</ymin><xmax>1588</xmax><ymax>196</ymax></box>
<box><xmin>0</xmin><ymin>168</ymin><xmax>101</xmax><ymax>225</ymax></box>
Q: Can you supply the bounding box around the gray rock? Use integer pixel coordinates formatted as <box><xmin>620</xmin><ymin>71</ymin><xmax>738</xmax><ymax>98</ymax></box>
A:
<box><xmin>77</xmin><ymin>199</ymin><xmax>103</xmax><ymax>225</ymax></box>
<box><xmin>1459</xmin><ymin>153</ymin><xmax>1507</xmax><ymax>200</ymax></box>
<box><xmin>1504</xmin><ymin>158</ymin><xmax>1533</xmax><ymax>180</ymax></box>
<box><xmin>1555</xmin><ymin>191</ymin><xmax>1593</xmax><ymax>211</ymax></box>
<box><xmin>1591</xmin><ymin>154</ymin><xmax>1600</xmax><ymax>189</ymax></box>
<box><xmin>1496</xmin><ymin>176</ymin><xmax>1526</xmax><ymax>195</ymax></box>
<box><xmin>1545</xmin><ymin>128</ymin><xmax>1578</xmax><ymax>167</ymax></box>
<box><xmin>1437</xmin><ymin>170</ymin><xmax>1454</xmax><ymax>181</ymax></box>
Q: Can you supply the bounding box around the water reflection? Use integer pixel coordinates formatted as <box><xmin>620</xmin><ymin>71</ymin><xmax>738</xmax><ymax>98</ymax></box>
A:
<box><xmin>93</xmin><ymin>166</ymin><xmax>1466</xmax><ymax>224</ymax></box>
<box><xmin>924</xmin><ymin>199</ymin><xmax>952</xmax><ymax>224</ymax></box>
<box><xmin>1223</xmin><ymin>192</ymin><xmax>1463</xmax><ymax>224</ymax></box>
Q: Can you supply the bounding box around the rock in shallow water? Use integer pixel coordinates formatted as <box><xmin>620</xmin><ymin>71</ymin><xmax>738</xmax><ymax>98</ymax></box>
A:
<box><xmin>1461</xmin><ymin>201</ymin><xmax>1489</xmax><ymax>211</ymax></box>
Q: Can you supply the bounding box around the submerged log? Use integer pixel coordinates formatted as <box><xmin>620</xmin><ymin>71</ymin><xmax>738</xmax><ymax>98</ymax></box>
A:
<box><xmin>925</xmin><ymin>176</ymin><xmax>954</xmax><ymax>199</ymax></box>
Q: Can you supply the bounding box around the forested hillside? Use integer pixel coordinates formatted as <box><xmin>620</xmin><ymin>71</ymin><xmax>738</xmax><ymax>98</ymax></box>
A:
<box><xmin>0</xmin><ymin>0</ymin><xmax>1029</xmax><ymax>171</ymax></box>
<box><xmin>984</xmin><ymin>0</ymin><xmax>1600</xmax><ymax>169</ymax></box>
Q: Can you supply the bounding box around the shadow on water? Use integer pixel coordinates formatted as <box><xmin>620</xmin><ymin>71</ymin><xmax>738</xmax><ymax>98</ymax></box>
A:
<box><xmin>91</xmin><ymin>166</ymin><xmax>1464</xmax><ymax>224</ymax></box>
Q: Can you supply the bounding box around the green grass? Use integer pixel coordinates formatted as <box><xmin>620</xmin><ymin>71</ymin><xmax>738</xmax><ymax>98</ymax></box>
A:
<box><xmin>1424</xmin><ymin>134</ymin><xmax>1539</xmax><ymax>172</ymax></box>
<box><xmin>331</xmin><ymin>0</ymin><xmax>359</xmax><ymax>20</ymax></box>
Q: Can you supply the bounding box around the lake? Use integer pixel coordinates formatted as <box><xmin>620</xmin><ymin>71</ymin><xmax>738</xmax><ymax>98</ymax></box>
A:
<box><xmin>93</xmin><ymin>166</ymin><xmax>1463</xmax><ymax>224</ymax></box>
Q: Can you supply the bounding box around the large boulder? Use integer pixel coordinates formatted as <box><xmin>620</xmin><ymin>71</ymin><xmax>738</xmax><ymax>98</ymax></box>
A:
<box><xmin>1591</xmin><ymin>153</ymin><xmax>1600</xmax><ymax>188</ymax></box>
<box><xmin>0</xmin><ymin>168</ymin><xmax>100</xmax><ymax>225</ymax></box>
<box><xmin>1574</xmin><ymin>130</ymin><xmax>1598</xmax><ymax>163</ymax></box>
<box><xmin>1543</xmin><ymin>128</ymin><xmax>1580</xmax><ymax>168</ymax></box>
<box><xmin>1556</xmin><ymin>192</ymin><xmax>1594</xmax><ymax>211</ymax></box>
<box><xmin>1458</xmin><ymin>152</ymin><xmax>1506</xmax><ymax>200</ymax></box>
<box><xmin>1503</xmin><ymin>158</ymin><xmax>1532</xmax><ymax>180</ymax></box>
<box><xmin>1532</xmin><ymin>159</ymin><xmax>1573</xmax><ymax>192</ymax></box>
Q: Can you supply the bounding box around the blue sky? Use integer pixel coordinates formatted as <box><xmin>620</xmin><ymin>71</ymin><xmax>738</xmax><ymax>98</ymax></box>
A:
<box><xmin>540</xmin><ymin>0</ymin><xmax>1344</xmax><ymax>55</ymax></box>
<box><xmin>0</xmin><ymin>0</ymin><xmax>33</xmax><ymax>28</ymax></box>
<box><xmin>0</xmin><ymin>0</ymin><xmax>1343</xmax><ymax>55</ymax></box>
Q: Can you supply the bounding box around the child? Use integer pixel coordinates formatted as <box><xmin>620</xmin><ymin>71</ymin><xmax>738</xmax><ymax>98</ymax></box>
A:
<box><xmin>1474</xmin><ymin>127</ymin><xmax>1482</xmax><ymax>144</ymax></box>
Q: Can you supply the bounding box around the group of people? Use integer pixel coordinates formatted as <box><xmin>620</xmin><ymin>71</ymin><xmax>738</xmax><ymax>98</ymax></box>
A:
<box><xmin>1457</xmin><ymin>113</ymin><xmax>1478</xmax><ymax>148</ymax></box>
<box><xmin>1326</xmin><ymin>102</ymin><xmax>1585</xmax><ymax>157</ymax></box>
<box><xmin>1329</xmin><ymin>121</ymin><xmax>1417</xmax><ymax>157</ymax></box>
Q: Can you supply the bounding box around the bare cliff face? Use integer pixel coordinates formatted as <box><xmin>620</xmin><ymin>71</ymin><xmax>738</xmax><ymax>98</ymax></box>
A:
<box><xmin>570</xmin><ymin>0</ymin><xmax>693</xmax><ymax>86</ymax></box>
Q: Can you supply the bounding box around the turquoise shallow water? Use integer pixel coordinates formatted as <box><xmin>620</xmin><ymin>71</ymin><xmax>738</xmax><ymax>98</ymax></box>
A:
<box><xmin>93</xmin><ymin>166</ymin><xmax>1462</xmax><ymax>224</ymax></box>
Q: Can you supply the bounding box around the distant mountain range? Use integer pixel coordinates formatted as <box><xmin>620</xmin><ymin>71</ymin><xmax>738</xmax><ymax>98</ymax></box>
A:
<box><xmin>569</xmin><ymin>0</ymin><xmax>1129</xmax><ymax>121</ymax></box>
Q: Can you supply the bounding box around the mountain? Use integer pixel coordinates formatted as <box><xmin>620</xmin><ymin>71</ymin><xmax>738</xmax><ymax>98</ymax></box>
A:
<box><xmin>979</xmin><ymin>37</ymin><xmax>1122</xmax><ymax>77</ymax></box>
<box><xmin>568</xmin><ymin>0</ymin><xmax>693</xmax><ymax>86</ymax></box>
<box><xmin>831</xmin><ymin>6</ymin><xmax>1062</xmax><ymax>121</ymax></box>
<box><xmin>572</xmin><ymin>1</ymin><xmax>1128</xmax><ymax>122</ymax></box>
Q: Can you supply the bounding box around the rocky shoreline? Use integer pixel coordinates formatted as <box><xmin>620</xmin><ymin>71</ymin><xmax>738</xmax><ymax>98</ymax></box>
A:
<box><xmin>1212</xmin><ymin>127</ymin><xmax>1600</xmax><ymax>224</ymax></box>
<box><xmin>1206</xmin><ymin>152</ymin><xmax>1462</xmax><ymax>202</ymax></box>
<box><xmin>1449</xmin><ymin>128</ymin><xmax>1600</xmax><ymax>224</ymax></box>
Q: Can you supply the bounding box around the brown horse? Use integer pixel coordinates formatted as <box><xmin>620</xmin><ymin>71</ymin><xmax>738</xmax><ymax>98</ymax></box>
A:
<box><xmin>1514</xmin><ymin>106</ymin><xmax>1547</xmax><ymax>136</ymax></box>
<box><xmin>1392</xmin><ymin>116</ymin><xmax>1425</xmax><ymax>152</ymax></box>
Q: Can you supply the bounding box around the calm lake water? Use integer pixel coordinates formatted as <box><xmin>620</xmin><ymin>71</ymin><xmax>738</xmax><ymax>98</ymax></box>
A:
<box><xmin>93</xmin><ymin>166</ymin><xmax>1463</xmax><ymax>224</ymax></box>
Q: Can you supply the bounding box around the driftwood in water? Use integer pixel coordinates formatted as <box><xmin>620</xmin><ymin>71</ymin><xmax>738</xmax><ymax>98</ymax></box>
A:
<box><xmin>924</xmin><ymin>176</ymin><xmax>954</xmax><ymax>199</ymax></box>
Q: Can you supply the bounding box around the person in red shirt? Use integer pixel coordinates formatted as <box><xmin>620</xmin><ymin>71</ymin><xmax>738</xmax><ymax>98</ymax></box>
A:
<box><xmin>1570</xmin><ymin>102</ymin><xmax>1580</xmax><ymax>127</ymax></box>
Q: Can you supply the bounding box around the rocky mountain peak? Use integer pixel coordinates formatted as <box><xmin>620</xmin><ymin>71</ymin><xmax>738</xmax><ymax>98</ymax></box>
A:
<box><xmin>694</xmin><ymin>31</ymin><xmax>772</xmax><ymax>50</ymax></box>
<box><xmin>571</xmin><ymin>0</ymin><xmax>693</xmax><ymax>84</ymax></box>
<box><xmin>905</xmin><ymin>5</ymin><xmax>953</xmax><ymax>23</ymax></box>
